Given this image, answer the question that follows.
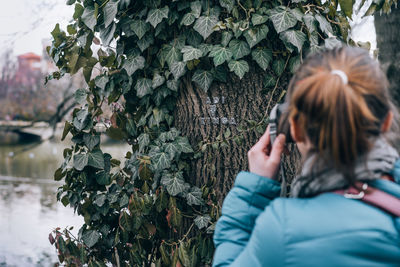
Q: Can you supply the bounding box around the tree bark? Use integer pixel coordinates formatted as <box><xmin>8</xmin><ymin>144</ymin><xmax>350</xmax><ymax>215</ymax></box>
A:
<box><xmin>374</xmin><ymin>8</ymin><xmax>400</xmax><ymax>106</ymax></box>
<box><xmin>174</xmin><ymin>66</ymin><xmax>300</xmax><ymax>201</ymax></box>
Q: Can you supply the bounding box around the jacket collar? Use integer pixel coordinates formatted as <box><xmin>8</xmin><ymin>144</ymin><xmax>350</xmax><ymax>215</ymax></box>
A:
<box><xmin>370</xmin><ymin>159</ymin><xmax>400</xmax><ymax>199</ymax></box>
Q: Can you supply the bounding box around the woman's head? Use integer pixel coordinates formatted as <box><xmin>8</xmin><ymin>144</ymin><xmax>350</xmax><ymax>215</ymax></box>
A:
<box><xmin>287</xmin><ymin>46</ymin><xmax>398</xmax><ymax>175</ymax></box>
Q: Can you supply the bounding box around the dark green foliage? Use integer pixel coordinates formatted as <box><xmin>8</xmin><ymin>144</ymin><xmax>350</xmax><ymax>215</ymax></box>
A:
<box><xmin>47</xmin><ymin>0</ymin><xmax>396</xmax><ymax>265</ymax></box>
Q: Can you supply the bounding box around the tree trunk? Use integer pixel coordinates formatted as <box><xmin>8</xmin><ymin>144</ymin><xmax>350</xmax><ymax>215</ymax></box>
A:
<box><xmin>374</xmin><ymin>8</ymin><xmax>400</xmax><ymax>106</ymax></box>
<box><xmin>174</xmin><ymin>66</ymin><xmax>300</xmax><ymax>201</ymax></box>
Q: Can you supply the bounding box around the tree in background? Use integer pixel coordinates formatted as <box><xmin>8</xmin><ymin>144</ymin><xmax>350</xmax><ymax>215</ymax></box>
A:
<box><xmin>47</xmin><ymin>0</ymin><xmax>396</xmax><ymax>266</ymax></box>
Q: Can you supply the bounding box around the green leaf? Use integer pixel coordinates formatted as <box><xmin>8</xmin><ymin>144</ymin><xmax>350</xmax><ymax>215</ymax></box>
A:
<box><xmin>152</xmin><ymin>73</ymin><xmax>165</xmax><ymax>88</ymax></box>
<box><xmin>137</xmin><ymin>34</ymin><xmax>154</xmax><ymax>51</ymax></box>
<box><xmin>181</xmin><ymin>13</ymin><xmax>196</xmax><ymax>26</ymax></box>
<box><xmin>194</xmin><ymin>215</ymin><xmax>211</xmax><ymax>229</ymax></box>
<box><xmin>178</xmin><ymin>243</ymin><xmax>190</xmax><ymax>267</ymax></box>
<box><xmin>151</xmin><ymin>151</ymin><xmax>171</xmax><ymax>171</ymax></box>
<box><xmin>303</xmin><ymin>14</ymin><xmax>317</xmax><ymax>33</ymax></box>
<box><xmin>146</xmin><ymin>6</ymin><xmax>169</xmax><ymax>28</ymax></box>
<box><xmin>123</xmin><ymin>55</ymin><xmax>145</xmax><ymax>76</ymax></box>
<box><xmin>288</xmin><ymin>56</ymin><xmax>301</xmax><ymax>73</ymax></box>
<box><xmin>61</xmin><ymin>121</ymin><xmax>72</xmax><ymax>141</ymax></box>
<box><xmin>167</xmin><ymin>80</ymin><xmax>179</xmax><ymax>91</ymax></box>
<box><xmin>219</xmin><ymin>0</ymin><xmax>234</xmax><ymax>12</ymax></box>
<box><xmin>251</xmin><ymin>48</ymin><xmax>272</xmax><ymax>71</ymax></box>
<box><xmin>73</xmin><ymin>153</ymin><xmax>89</xmax><ymax>171</ymax></box>
<box><xmin>186</xmin><ymin>187</ymin><xmax>203</xmax><ymax>206</ymax></box>
<box><xmin>94</xmin><ymin>194</ymin><xmax>107</xmax><ymax>207</ymax></box>
<box><xmin>190</xmin><ymin>1</ymin><xmax>202</xmax><ymax>17</ymax></box>
<box><xmin>181</xmin><ymin>46</ymin><xmax>203</xmax><ymax>62</ymax></box>
<box><xmin>228</xmin><ymin>60</ymin><xmax>249</xmax><ymax>79</ymax></box>
<box><xmin>243</xmin><ymin>25</ymin><xmax>269</xmax><ymax>48</ymax></box>
<box><xmin>162</xmin><ymin>44</ymin><xmax>182</xmax><ymax>67</ymax></box>
<box><xmin>164</xmin><ymin>142</ymin><xmax>179</xmax><ymax>159</ymax></box>
<box><xmin>135</xmin><ymin>78</ymin><xmax>153</xmax><ymax>98</ymax></box>
<box><xmin>131</xmin><ymin>20</ymin><xmax>150</xmax><ymax>39</ymax></box>
<box><xmin>73</xmin><ymin>4</ymin><xmax>84</xmax><ymax>20</ymax></box>
<box><xmin>81</xmin><ymin>6</ymin><xmax>97</xmax><ymax>30</ymax></box>
<box><xmin>315</xmin><ymin>14</ymin><xmax>333</xmax><ymax>36</ymax></box>
<box><xmin>83</xmin><ymin>134</ymin><xmax>100</xmax><ymax>150</ymax></box>
<box><xmin>75</xmin><ymin>88</ymin><xmax>87</xmax><ymax>104</ymax></box>
<box><xmin>170</xmin><ymin>61</ymin><xmax>186</xmax><ymax>80</ymax></box>
<box><xmin>273</xmin><ymin>59</ymin><xmax>285</xmax><ymax>76</ymax></box>
<box><xmin>289</xmin><ymin>8</ymin><xmax>304</xmax><ymax>21</ymax></box>
<box><xmin>280</xmin><ymin>30</ymin><xmax>307</xmax><ymax>52</ymax></box>
<box><xmin>209</xmin><ymin>45</ymin><xmax>232</xmax><ymax>66</ymax></box>
<box><xmin>96</xmin><ymin>171</ymin><xmax>111</xmax><ymax>185</ymax></box>
<box><xmin>95</xmin><ymin>75</ymin><xmax>109</xmax><ymax>90</ymax></box>
<box><xmin>175</xmin><ymin>136</ymin><xmax>193</xmax><ymax>153</ymax></box>
<box><xmin>82</xmin><ymin>230</ymin><xmax>100</xmax><ymax>248</ymax></box>
<box><xmin>126</xmin><ymin>119</ymin><xmax>136</xmax><ymax>136</ymax></box>
<box><xmin>160</xmin><ymin>172</ymin><xmax>186</xmax><ymax>196</ymax></box>
<box><xmin>252</xmin><ymin>13</ymin><xmax>268</xmax><ymax>26</ymax></box>
<box><xmin>264</xmin><ymin>74</ymin><xmax>276</xmax><ymax>88</ymax></box>
<box><xmin>138</xmin><ymin>133</ymin><xmax>150</xmax><ymax>152</ymax></box>
<box><xmin>192</xmin><ymin>69</ymin><xmax>213</xmax><ymax>92</ymax></box>
<box><xmin>229</xmin><ymin>39</ymin><xmax>251</xmax><ymax>60</ymax></box>
<box><xmin>103</xmin><ymin>0</ymin><xmax>119</xmax><ymax>28</ymax></box>
<box><xmin>193</xmin><ymin>15</ymin><xmax>218</xmax><ymax>40</ymax></box>
<box><xmin>324</xmin><ymin>37</ymin><xmax>342</xmax><ymax>49</ymax></box>
<box><xmin>88</xmin><ymin>149</ymin><xmax>105</xmax><ymax>169</ymax></box>
<box><xmin>339</xmin><ymin>0</ymin><xmax>354</xmax><ymax>18</ymax></box>
<box><xmin>268</xmin><ymin>6</ymin><xmax>297</xmax><ymax>33</ymax></box>
<box><xmin>221</xmin><ymin>31</ymin><xmax>233</xmax><ymax>47</ymax></box>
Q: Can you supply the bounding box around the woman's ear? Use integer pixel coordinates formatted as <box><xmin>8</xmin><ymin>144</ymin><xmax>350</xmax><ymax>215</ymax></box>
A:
<box><xmin>381</xmin><ymin>111</ymin><xmax>393</xmax><ymax>133</ymax></box>
<box><xmin>289</xmin><ymin>117</ymin><xmax>305</xmax><ymax>143</ymax></box>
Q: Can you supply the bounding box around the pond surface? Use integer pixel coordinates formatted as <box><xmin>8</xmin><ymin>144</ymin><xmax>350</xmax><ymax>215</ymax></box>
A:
<box><xmin>0</xmin><ymin>137</ymin><xmax>129</xmax><ymax>266</ymax></box>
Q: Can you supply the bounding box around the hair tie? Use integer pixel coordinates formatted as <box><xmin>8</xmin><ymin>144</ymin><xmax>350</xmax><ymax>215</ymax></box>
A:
<box><xmin>331</xmin><ymin>69</ymin><xmax>348</xmax><ymax>84</ymax></box>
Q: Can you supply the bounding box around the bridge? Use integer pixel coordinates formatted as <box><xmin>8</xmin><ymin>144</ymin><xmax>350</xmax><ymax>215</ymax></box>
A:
<box><xmin>0</xmin><ymin>120</ymin><xmax>54</xmax><ymax>142</ymax></box>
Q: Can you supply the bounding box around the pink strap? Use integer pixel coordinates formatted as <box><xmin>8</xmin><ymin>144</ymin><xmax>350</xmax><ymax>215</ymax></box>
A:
<box><xmin>334</xmin><ymin>183</ymin><xmax>400</xmax><ymax>217</ymax></box>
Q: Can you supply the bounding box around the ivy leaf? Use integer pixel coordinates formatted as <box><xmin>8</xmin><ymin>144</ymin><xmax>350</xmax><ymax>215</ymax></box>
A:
<box><xmin>280</xmin><ymin>30</ymin><xmax>307</xmax><ymax>52</ymax></box>
<box><xmin>135</xmin><ymin>78</ymin><xmax>153</xmax><ymax>98</ymax></box>
<box><xmin>252</xmin><ymin>13</ymin><xmax>268</xmax><ymax>26</ymax></box>
<box><xmin>131</xmin><ymin>20</ymin><xmax>150</xmax><ymax>39</ymax></box>
<box><xmin>303</xmin><ymin>14</ymin><xmax>317</xmax><ymax>33</ymax></box>
<box><xmin>289</xmin><ymin>8</ymin><xmax>304</xmax><ymax>21</ymax></box>
<box><xmin>272</xmin><ymin>59</ymin><xmax>285</xmax><ymax>76</ymax></box>
<box><xmin>186</xmin><ymin>187</ymin><xmax>203</xmax><ymax>206</ymax></box>
<box><xmin>73</xmin><ymin>153</ymin><xmax>89</xmax><ymax>171</ymax></box>
<box><xmin>170</xmin><ymin>61</ymin><xmax>186</xmax><ymax>80</ymax></box>
<box><xmin>82</xmin><ymin>230</ymin><xmax>100</xmax><ymax>248</ymax></box>
<box><xmin>138</xmin><ymin>133</ymin><xmax>150</xmax><ymax>152</ymax></box>
<box><xmin>181</xmin><ymin>46</ymin><xmax>203</xmax><ymax>62</ymax></box>
<box><xmin>160</xmin><ymin>172</ymin><xmax>186</xmax><ymax>196</ymax></box>
<box><xmin>193</xmin><ymin>15</ymin><xmax>218</xmax><ymax>40</ymax></box>
<box><xmin>95</xmin><ymin>75</ymin><xmax>109</xmax><ymax>90</ymax></box>
<box><xmin>221</xmin><ymin>31</ymin><xmax>233</xmax><ymax>47</ymax></box>
<box><xmin>288</xmin><ymin>56</ymin><xmax>301</xmax><ymax>74</ymax></box>
<box><xmin>315</xmin><ymin>14</ymin><xmax>333</xmax><ymax>36</ymax></box>
<box><xmin>81</xmin><ymin>6</ymin><xmax>97</xmax><ymax>30</ymax></box>
<box><xmin>122</xmin><ymin>56</ymin><xmax>145</xmax><ymax>76</ymax></box>
<box><xmin>228</xmin><ymin>60</ymin><xmax>249</xmax><ymax>79</ymax></box>
<box><xmin>146</xmin><ymin>6</ymin><xmax>169</xmax><ymax>28</ymax></box>
<box><xmin>137</xmin><ymin>34</ymin><xmax>154</xmax><ymax>51</ymax></box>
<box><xmin>88</xmin><ymin>149</ymin><xmax>105</xmax><ymax>169</ymax></box>
<box><xmin>190</xmin><ymin>1</ymin><xmax>202</xmax><ymax>18</ymax></box>
<box><xmin>268</xmin><ymin>6</ymin><xmax>297</xmax><ymax>33</ymax></box>
<box><xmin>175</xmin><ymin>136</ymin><xmax>193</xmax><ymax>153</ymax></box>
<box><xmin>181</xmin><ymin>13</ymin><xmax>196</xmax><ymax>26</ymax></box>
<box><xmin>83</xmin><ymin>134</ymin><xmax>100</xmax><ymax>150</ymax></box>
<box><xmin>264</xmin><ymin>74</ymin><xmax>277</xmax><ymax>88</ymax></box>
<box><xmin>167</xmin><ymin>80</ymin><xmax>179</xmax><ymax>91</ymax></box>
<box><xmin>324</xmin><ymin>37</ymin><xmax>342</xmax><ymax>49</ymax></box>
<box><xmin>243</xmin><ymin>25</ymin><xmax>269</xmax><ymax>48</ymax></box>
<box><xmin>229</xmin><ymin>39</ymin><xmax>251</xmax><ymax>60</ymax></box>
<box><xmin>74</xmin><ymin>88</ymin><xmax>87</xmax><ymax>104</ymax></box>
<box><xmin>162</xmin><ymin>44</ymin><xmax>182</xmax><ymax>67</ymax></box>
<box><xmin>164</xmin><ymin>142</ymin><xmax>179</xmax><ymax>159</ymax></box>
<box><xmin>103</xmin><ymin>0</ymin><xmax>119</xmax><ymax>28</ymax></box>
<box><xmin>219</xmin><ymin>0</ymin><xmax>234</xmax><ymax>12</ymax></box>
<box><xmin>100</xmin><ymin>22</ymin><xmax>116</xmax><ymax>46</ymax></box>
<box><xmin>152</xmin><ymin>73</ymin><xmax>165</xmax><ymax>88</ymax></box>
<box><xmin>209</xmin><ymin>45</ymin><xmax>232</xmax><ymax>66</ymax></box>
<box><xmin>192</xmin><ymin>69</ymin><xmax>213</xmax><ymax>92</ymax></box>
<box><xmin>194</xmin><ymin>215</ymin><xmax>211</xmax><ymax>229</ymax></box>
<box><xmin>151</xmin><ymin>151</ymin><xmax>171</xmax><ymax>171</ymax></box>
<box><xmin>251</xmin><ymin>48</ymin><xmax>272</xmax><ymax>71</ymax></box>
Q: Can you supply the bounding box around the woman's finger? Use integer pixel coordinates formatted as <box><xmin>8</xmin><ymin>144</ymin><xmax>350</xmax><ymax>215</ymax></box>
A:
<box><xmin>252</xmin><ymin>126</ymin><xmax>271</xmax><ymax>151</ymax></box>
<box><xmin>268</xmin><ymin>134</ymin><xmax>286</xmax><ymax>164</ymax></box>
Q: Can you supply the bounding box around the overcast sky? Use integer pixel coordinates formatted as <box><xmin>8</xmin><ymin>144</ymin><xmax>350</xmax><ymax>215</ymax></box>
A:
<box><xmin>0</xmin><ymin>0</ymin><xmax>375</xmax><ymax>56</ymax></box>
<box><xmin>0</xmin><ymin>0</ymin><xmax>73</xmax><ymax>56</ymax></box>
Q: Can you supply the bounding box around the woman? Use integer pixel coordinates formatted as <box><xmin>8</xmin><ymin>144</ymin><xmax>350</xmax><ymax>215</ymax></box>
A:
<box><xmin>213</xmin><ymin>47</ymin><xmax>400</xmax><ymax>266</ymax></box>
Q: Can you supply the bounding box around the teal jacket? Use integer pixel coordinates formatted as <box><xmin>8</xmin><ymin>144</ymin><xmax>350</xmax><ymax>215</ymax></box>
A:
<box><xmin>213</xmin><ymin>160</ymin><xmax>400</xmax><ymax>266</ymax></box>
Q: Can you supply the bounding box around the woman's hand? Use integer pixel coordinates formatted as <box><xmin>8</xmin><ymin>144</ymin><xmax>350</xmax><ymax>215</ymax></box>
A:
<box><xmin>247</xmin><ymin>126</ymin><xmax>286</xmax><ymax>180</ymax></box>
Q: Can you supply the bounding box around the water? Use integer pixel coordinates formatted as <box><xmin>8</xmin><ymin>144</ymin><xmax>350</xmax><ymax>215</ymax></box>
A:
<box><xmin>0</xmin><ymin>137</ymin><xmax>130</xmax><ymax>266</ymax></box>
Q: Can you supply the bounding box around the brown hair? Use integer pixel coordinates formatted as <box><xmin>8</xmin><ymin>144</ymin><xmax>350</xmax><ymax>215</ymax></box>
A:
<box><xmin>287</xmin><ymin>46</ymin><xmax>398</xmax><ymax>178</ymax></box>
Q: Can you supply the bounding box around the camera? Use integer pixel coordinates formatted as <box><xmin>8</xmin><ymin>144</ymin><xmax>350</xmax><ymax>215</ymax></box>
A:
<box><xmin>269</xmin><ymin>103</ymin><xmax>293</xmax><ymax>144</ymax></box>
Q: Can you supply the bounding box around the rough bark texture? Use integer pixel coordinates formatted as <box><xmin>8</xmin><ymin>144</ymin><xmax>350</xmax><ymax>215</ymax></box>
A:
<box><xmin>174</xmin><ymin>66</ymin><xmax>300</xmax><ymax>201</ymax></box>
<box><xmin>375</xmin><ymin>8</ymin><xmax>400</xmax><ymax>106</ymax></box>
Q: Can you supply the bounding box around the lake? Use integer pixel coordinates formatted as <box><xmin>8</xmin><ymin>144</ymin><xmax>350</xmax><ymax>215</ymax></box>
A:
<box><xmin>0</xmin><ymin>137</ymin><xmax>129</xmax><ymax>266</ymax></box>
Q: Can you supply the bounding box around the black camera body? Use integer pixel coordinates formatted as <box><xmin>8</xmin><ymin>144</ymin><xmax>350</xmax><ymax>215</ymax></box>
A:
<box><xmin>269</xmin><ymin>103</ymin><xmax>293</xmax><ymax>144</ymax></box>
